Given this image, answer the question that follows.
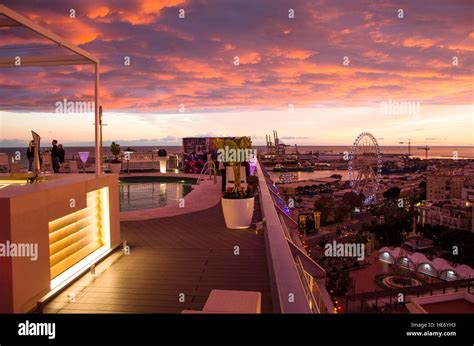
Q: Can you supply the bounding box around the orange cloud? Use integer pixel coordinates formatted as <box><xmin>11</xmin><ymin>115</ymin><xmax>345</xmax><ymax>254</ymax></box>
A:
<box><xmin>403</xmin><ymin>38</ymin><xmax>438</xmax><ymax>49</ymax></box>
<box><xmin>271</xmin><ymin>48</ymin><xmax>315</xmax><ymax>60</ymax></box>
<box><xmin>239</xmin><ymin>52</ymin><xmax>261</xmax><ymax>64</ymax></box>
<box><xmin>87</xmin><ymin>6</ymin><xmax>110</xmax><ymax>19</ymax></box>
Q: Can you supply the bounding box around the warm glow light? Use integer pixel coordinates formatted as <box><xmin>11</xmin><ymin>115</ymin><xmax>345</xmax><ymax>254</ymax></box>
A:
<box><xmin>159</xmin><ymin>157</ymin><xmax>167</xmax><ymax>173</ymax></box>
<box><xmin>50</xmin><ymin>246</ymin><xmax>108</xmax><ymax>289</ymax></box>
<box><xmin>0</xmin><ymin>180</ymin><xmax>28</xmax><ymax>189</ymax></box>
<box><xmin>49</xmin><ymin>187</ymin><xmax>111</xmax><ymax>289</ymax></box>
<box><xmin>0</xmin><ymin>180</ymin><xmax>28</xmax><ymax>184</ymax></box>
<box><xmin>100</xmin><ymin>187</ymin><xmax>111</xmax><ymax>248</ymax></box>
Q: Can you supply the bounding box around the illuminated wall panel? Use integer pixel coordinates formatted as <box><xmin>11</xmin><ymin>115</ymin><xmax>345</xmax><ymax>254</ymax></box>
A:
<box><xmin>48</xmin><ymin>188</ymin><xmax>108</xmax><ymax>279</ymax></box>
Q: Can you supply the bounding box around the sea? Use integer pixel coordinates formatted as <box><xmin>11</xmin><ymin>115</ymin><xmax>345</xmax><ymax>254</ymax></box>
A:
<box><xmin>1</xmin><ymin>145</ymin><xmax>472</xmax><ymax>160</ymax></box>
<box><xmin>2</xmin><ymin>145</ymin><xmax>472</xmax><ymax>182</ymax></box>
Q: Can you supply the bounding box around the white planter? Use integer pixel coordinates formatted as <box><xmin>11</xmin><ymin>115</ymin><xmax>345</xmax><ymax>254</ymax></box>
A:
<box><xmin>158</xmin><ymin>156</ymin><xmax>168</xmax><ymax>173</ymax></box>
<box><xmin>110</xmin><ymin>163</ymin><xmax>122</xmax><ymax>174</ymax></box>
<box><xmin>221</xmin><ymin>197</ymin><xmax>255</xmax><ymax>229</ymax></box>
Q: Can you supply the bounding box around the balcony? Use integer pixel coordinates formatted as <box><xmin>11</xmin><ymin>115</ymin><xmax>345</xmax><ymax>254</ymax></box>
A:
<box><xmin>40</xmin><ymin>161</ymin><xmax>334</xmax><ymax>314</ymax></box>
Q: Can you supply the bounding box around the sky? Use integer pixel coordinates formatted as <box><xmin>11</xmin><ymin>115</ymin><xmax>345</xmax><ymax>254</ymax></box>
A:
<box><xmin>0</xmin><ymin>0</ymin><xmax>473</xmax><ymax>147</ymax></box>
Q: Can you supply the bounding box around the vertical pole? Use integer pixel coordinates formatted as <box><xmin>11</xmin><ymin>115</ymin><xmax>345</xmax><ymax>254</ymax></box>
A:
<box><xmin>94</xmin><ymin>62</ymin><xmax>101</xmax><ymax>176</ymax></box>
<box><xmin>99</xmin><ymin>106</ymin><xmax>103</xmax><ymax>172</ymax></box>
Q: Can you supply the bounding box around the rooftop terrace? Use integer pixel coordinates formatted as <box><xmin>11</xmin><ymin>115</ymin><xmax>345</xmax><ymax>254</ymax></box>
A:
<box><xmin>43</xmin><ymin>202</ymin><xmax>273</xmax><ymax>313</ymax></box>
<box><xmin>39</xmin><ymin>161</ymin><xmax>333</xmax><ymax>314</ymax></box>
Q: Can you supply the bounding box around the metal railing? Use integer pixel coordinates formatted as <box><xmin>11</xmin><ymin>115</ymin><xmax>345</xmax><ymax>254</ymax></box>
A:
<box><xmin>2</xmin><ymin>151</ymin><xmax>181</xmax><ymax>173</ymax></box>
<box><xmin>196</xmin><ymin>161</ymin><xmax>217</xmax><ymax>185</ymax></box>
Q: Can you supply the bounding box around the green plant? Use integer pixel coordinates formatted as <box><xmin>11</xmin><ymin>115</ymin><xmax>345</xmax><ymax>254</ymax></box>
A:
<box><xmin>158</xmin><ymin>149</ymin><xmax>167</xmax><ymax>157</ymax></box>
<box><xmin>110</xmin><ymin>142</ymin><xmax>121</xmax><ymax>163</ymax></box>
<box><xmin>213</xmin><ymin>136</ymin><xmax>253</xmax><ymax>198</ymax></box>
<box><xmin>327</xmin><ymin>267</ymin><xmax>352</xmax><ymax>297</ymax></box>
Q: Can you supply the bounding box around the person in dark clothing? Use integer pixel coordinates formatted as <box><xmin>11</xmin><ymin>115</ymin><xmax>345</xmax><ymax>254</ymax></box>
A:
<box><xmin>219</xmin><ymin>160</ymin><xmax>226</xmax><ymax>192</ymax></box>
<box><xmin>26</xmin><ymin>140</ymin><xmax>35</xmax><ymax>171</ymax></box>
<box><xmin>51</xmin><ymin>140</ymin><xmax>60</xmax><ymax>173</ymax></box>
<box><xmin>58</xmin><ymin>144</ymin><xmax>65</xmax><ymax>164</ymax></box>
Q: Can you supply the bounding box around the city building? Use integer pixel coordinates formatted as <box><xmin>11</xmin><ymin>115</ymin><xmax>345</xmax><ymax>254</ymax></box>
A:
<box><xmin>416</xmin><ymin>199</ymin><xmax>473</xmax><ymax>232</ymax></box>
<box><xmin>426</xmin><ymin>172</ymin><xmax>474</xmax><ymax>201</ymax></box>
<box><xmin>461</xmin><ymin>185</ymin><xmax>474</xmax><ymax>201</ymax></box>
<box><xmin>407</xmin><ymin>292</ymin><xmax>474</xmax><ymax>313</ymax></box>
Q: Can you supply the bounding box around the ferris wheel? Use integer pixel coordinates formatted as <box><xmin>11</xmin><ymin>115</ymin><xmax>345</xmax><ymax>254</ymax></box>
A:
<box><xmin>348</xmin><ymin>132</ymin><xmax>382</xmax><ymax>204</ymax></box>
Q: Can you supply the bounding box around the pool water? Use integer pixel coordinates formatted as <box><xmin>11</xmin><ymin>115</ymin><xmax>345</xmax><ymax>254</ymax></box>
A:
<box><xmin>119</xmin><ymin>177</ymin><xmax>195</xmax><ymax>212</ymax></box>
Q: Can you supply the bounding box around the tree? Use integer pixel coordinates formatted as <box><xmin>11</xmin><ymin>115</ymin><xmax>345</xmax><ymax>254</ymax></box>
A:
<box><xmin>417</xmin><ymin>224</ymin><xmax>444</xmax><ymax>240</ymax></box>
<box><xmin>364</xmin><ymin>205</ymin><xmax>412</xmax><ymax>246</ymax></box>
<box><xmin>417</xmin><ymin>181</ymin><xmax>427</xmax><ymax>200</ymax></box>
<box><xmin>306</xmin><ymin>216</ymin><xmax>315</xmax><ymax>233</ymax></box>
<box><xmin>436</xmin><ymin>229</ymin><xmax>474</xmax><ymax>267</ymax></box>
<box><xmin>327</xmin><ymin>267</ymin><xmax>352</xmax><ymax>297</ymax></box>
<box><xmin>334</xmin><ymin>201</ymin><xmax>351</xmax><ymax>222</ymax></box>
<box><xmin>314</xmin><ymin>196</ymin><xmax>335</xmax><ymax>223</ymax></box>
<box><xmin>319</xmin><ymin>237</ymin><xmax>327</xmax><ymax>249</ymax></box>
<box><xmin>342</xmin><ymin>191</ymin><xmax>363</xmax><ymax>210</ymax></box>
<box><xmin>383</xmin><ymin>186</ymin><xmax>401</xmax><ymax>200</ymax></box>
<box><xmin>354</xmin><ymin>232</ymin><xmax>369</xmax><ymax>244</ymax></box>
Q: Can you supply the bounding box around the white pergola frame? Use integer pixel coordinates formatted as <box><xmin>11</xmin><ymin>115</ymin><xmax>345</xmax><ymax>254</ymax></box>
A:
<box><xmin>0</xmin><ymin>4</ymin><xmax>102</xmax><ymax>175</ymax></box>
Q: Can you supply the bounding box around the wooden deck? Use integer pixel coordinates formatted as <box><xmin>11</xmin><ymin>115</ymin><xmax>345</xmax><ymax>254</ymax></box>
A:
<box><xmin>43</xmin><ymin>201</ymin><xmax>273</xmax><ymax>313</ymax></box>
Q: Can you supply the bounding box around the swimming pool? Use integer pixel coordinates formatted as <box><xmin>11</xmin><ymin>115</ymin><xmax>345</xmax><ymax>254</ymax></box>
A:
<box><xmin>119</xmin><ymin>177</ymin><xmax>196</xmax><ymax>212</ymax></box>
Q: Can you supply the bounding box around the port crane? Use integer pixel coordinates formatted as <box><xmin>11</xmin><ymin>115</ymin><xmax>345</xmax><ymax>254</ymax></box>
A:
<box><xmin>398</xmin><ymin>139</ymin><xmax>412</xmax><ymax>156</ymax></box>
<box><xmin>417</xmin><ymin>145</ymin><xmax>431</xmax><ymax>160</ymax></box>
<box><xmin>266</xmin><ymin>130</ymin><xmax>289</xmax><ymax>156</ymax></box>
<box><xmin>399</xmin><ymin>138</ymin><xmax>436</xmax><ymax>159</ymax></box>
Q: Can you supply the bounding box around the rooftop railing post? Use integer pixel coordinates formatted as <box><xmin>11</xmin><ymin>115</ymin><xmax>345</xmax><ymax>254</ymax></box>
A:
<box><xmin>94</xmin><ymin>62</ymin><xmax>101</xmax><ymax>176</ymax></box>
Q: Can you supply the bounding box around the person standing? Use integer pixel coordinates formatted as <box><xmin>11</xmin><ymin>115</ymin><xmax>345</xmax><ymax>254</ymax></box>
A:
<box><xmin>58</xmin><ymin>144</ymin><xmax>65</xmax><ymax>173</ymax></box>
<box><xmin>26</xmin><ymin>140</ymin><xmax>35</xmax><ymax>172</ymax></box>
<box><xmin>219</xmin><ymin>160</ymin><xmax>226</xmax><ymax>192</ymax></box>
<box><xmin>58</xmin><ymin>144</ymin><xmax>65</xmax><ymax>164</ymax></box>
<box><xmin>51</xmin><ymin>140</ymin><xmax>60</xmax><ymax>173</ymax></box>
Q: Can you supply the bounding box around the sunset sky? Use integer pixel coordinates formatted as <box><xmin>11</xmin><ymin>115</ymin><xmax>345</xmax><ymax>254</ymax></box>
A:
<box><xmin>0</xmin><ymin>0</ymin><xmax>473</xmax><ymax>147</ymax></box>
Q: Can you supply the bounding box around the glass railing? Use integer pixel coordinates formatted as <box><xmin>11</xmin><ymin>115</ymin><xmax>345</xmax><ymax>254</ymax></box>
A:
<box><xmin>256</xmin><ymin>160</ymin><xmax>335</xmax><ymax>314</ymax></box>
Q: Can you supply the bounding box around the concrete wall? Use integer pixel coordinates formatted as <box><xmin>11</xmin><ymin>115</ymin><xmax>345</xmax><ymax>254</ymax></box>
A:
<box><xmin>0</xmin><ymin>174</ymin><xmax>120</xmax><ymax>313</ymax></box>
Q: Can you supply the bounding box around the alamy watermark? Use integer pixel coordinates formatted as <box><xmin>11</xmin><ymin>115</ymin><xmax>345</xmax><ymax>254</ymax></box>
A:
<box><xmin>0</xmin><ymin>241</ymin><xmax>38</xmax><ymax>261</ymax></box>
<box><xmin>18</xmin><ymin>321</ymin><xmax>55</xmax><ymax>339</ymax></box>
<box><xmin>380</xmin><ymin>99</ymin><xmax>420</xmax><ymax>119</ymax></box>
<box><xmin>217</xmin><ymin>146</ymin><xmax>257</xmax><ymax>163</ymax></box>
<box><xmin>55</xmin><ymin>99</ymin><xmax>94</xmax><ymax>114</ymax></box>
<box><xmin>324</xmin><ymin>241</ymin><xmax>365</xmax><ymax>261</ymax></box>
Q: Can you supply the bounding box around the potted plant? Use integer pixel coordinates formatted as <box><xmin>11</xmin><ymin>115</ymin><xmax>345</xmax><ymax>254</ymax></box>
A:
<box><xmin>109</xmin><ymin>142</ymin><xmax>122</xmax><ymax>174</ymax></box>
<box><xmin>157</xmin><ymin>148</ymin><xmax>168</xmax><ymax>173</ymax></box>
<box><xmin>214</xmin><ymin>137</ymin><xmax>255</xmax><ymax>229</ymax></box>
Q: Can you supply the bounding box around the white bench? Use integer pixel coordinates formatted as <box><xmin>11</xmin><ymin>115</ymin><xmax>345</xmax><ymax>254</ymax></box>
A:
<box><xmin>182</xmin><ymin>289</ymin><xmax>261</xmax><ymax>314</ymax></box>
